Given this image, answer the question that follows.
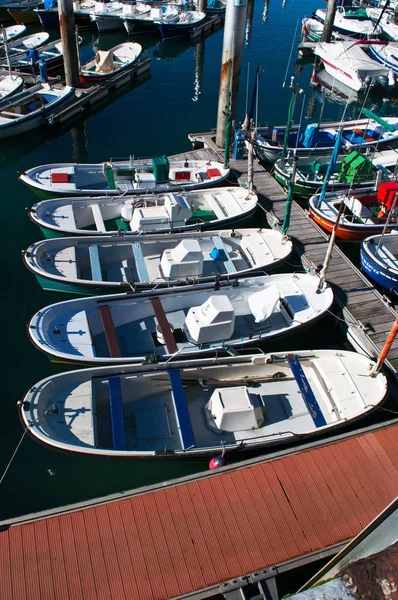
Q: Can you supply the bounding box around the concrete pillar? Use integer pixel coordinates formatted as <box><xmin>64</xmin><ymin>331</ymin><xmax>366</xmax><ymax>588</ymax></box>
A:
<box><xmin>215</xmin><ymin>0</ymin><xmax>248</xmax><ymax>148</ymax></box>
<box><xmin>321</xmin><ymin>0</ymin><xmax>337</xmax><ymax>43</ymax></box>
<box><xmin>59</xmin><ymin>0</ymin><xmax>80</xmax><ymax>88</ymax></box>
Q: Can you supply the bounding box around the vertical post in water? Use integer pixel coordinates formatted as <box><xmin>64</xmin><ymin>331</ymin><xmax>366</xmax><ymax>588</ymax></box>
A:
<box><xmin>321</xmin><ymin>0</ymin><xmax>337</xmax><ymax>43</ymax></box>
<box><xmin>59</xmin><ymin>0</ymin><xmax>80</xmax><ymax>88</ymax></box>
<box><xmin>198</xmin><ymin>0</ymin><xmax>206</xmax><ymax>14</ymax></box>
<box><xmin>215</xmin><ymin>0</ymin><xmax>248</xmax><ymax>148</ymax></box>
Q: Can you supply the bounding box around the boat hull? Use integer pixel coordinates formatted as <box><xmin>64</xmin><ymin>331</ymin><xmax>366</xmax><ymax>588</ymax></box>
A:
<box><xmin>7</xmin><ymin>6</ymin><xmax>39</xmax><ymax>21</ymax></box>
<box><xmin>360</xmin><ymin>246</ymin><xmax>398</xmax><ymax>293</ymax></box>
<box><xmin>309</xmin><ymin>207</ymin><xmax>394</xmax><ymax>241</ymax></box>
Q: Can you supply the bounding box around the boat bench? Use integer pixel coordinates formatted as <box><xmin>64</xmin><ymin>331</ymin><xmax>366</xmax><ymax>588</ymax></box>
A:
<box><xmin>287</xmin><ymin>354</ymin><xmax>327</xmax><ymax>428</ymax></box>
<box><xmin>132</xmin><ymin>242</ymin><xmax>149</xmax><ymax>282</ymax></box>
<box><xmin>168</xmin><ymin>370</ymin><xmax>195</xmax><ymax>450</ymax></box>
<box><xmin>88</xmin><ymin>245</ymin><xmax>102</xmax><ymax>281</ymax></box>
<box><xmin>98</xmin><ymin>304</ymin><xmax>122</xmax><ymax>358</ymax></box>
<box><xmin>211</xmin><ymin>235</ymin><xmax>236</xmax><ymax>274</ymax></box>
<box><xmin>379</xmin><ymin>244</ymin><xmax>397</xmax><ymax>267</ymax></box>
<box><xmin>150</xmin><ymin>296</ymin><xmax>178</xmax><ymax>354</ymax></box>
<box><xmin>107</xmin><ymin>377</ymin><xmax>126</xmax><ymax>450</ymax></box>
<box><xmin>91</xmin><ymin>204</ymin><xmax>106</xmax><ymax>232</ymax></box>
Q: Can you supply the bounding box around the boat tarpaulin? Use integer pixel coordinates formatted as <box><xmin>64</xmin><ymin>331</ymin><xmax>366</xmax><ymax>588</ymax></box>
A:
<box><xmin>152</xmin><ymin>155</ymin><xmax>169</xmax><ymax>183</ymax></box>
<box><xmin>361</xmin><ymin>108</ymin><xmax>396</xmax><ymax>133</ymax></box>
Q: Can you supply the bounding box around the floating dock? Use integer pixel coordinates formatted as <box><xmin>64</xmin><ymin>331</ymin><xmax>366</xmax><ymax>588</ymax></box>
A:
<box><xmin>1</xmin><ymin>418</ymin><xmax>398</xmax><ymax>599</ymax></box>
<box><xmin>184</xmin><ymin>133</ymin><xmax>398</xmax><ymax>376</ymax></box>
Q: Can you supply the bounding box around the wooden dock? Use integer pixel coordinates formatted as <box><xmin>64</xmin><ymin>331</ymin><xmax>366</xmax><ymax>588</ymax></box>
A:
<box><xmin>183</xmin><ymin>132</ymin><xmax>398</xmax><ymax>376</ymax></box>
<box><xmin>1</xmin><ymin>418</ymin><xmax>398</xmax><ymax>600</ymax></box>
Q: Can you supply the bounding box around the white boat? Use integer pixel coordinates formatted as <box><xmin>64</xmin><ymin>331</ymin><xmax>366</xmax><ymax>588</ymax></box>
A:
<box><xmin>0</xmin><ymin>83</ymin><xmax>73</xmax><ymax>138</ymax></box>
<box><xmin>18</xmin><ymin>349</ymin><xmax>388</xmax><ymax>457</ymax></box>
<box><xmin>0</xmin><ymin>32</ymin><xmax>50</xmax><ymax>61</ymax></box>
<box><xmin>367</xmin><ymin>7</ymin><xmax>398</xmax><ymax>41</ymax></box>
<box><xmin>0</xmin><ymin>74</ymin><xmax>23</xmax><ymax>100</ymax></box>
<box><xmin>313</xmin><ymin>7</ymin><xmax>382</xmax><ymax>39</ymax></box>
<box><xmin>27</xmin><ymin>272</ymin><xmax>334</xmax><ymax>365</ymax></box>
<box><xmin>368</xmin><ymin>42</ymin><xmax>398</xmax><ymax>76</ymax></box>
<box><xmin>27</xmin><ymin>187</ymin><xmax>258</xmax><ymax>236</ymax></box>
<box><xmin>314</xmin><ymin>41</ymin><xmax>392</xmax><ymax>91</ymax></box>
<box><xmin>0</xmin><ymin>24</ymin><xmax>26</xmax><ymax>44</ymax></box>
<box><xmin>19</xmin><ymin>157</ymin><xmax>232</xmax><ymax>197</ymax></box>
<box><xmin>79</xmin><ymin>42</ymin><xmax>142</xmax><ymax>83</ymax></box>
<box><xmin>122</xmin><ymin>4</ymin><xmax>179</xmax><ymax>34</ymax></box>
<box><xmin>22</xmin><ymin>228</ymin><xmax>293</xmax><ymax>294</ymax></box>
<box><xmin>90</xmin><ymin>1</ymin><xmax>125</xmax><ymax>32</ymax></box>
<box><xmin>153</xmin><ymin>9</ymin><xmax>206</xmax><ymax>40</ymax></box>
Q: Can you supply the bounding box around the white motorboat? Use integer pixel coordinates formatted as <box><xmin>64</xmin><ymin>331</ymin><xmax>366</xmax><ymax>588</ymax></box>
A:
<box><xmin>313</xmin><ymin>7</ymin><xmax>382</xmax><ymax>39</ymax></box>
<box><xmin>79</xmin><ymin>42</ymin><xmax>142</xmax><ymax>83</ymax></box>
<box><xmin>27</xmin><ymin>272</ymin><xmax>334</xmax><ymax>365</ymax></box>
<box><xmin>27</xmin><ymin>187</ymin><xmax>258</xmax><ymax>235</ymax></box>
<box><xmin>314</xmin><ymin>41</ymin><xmax>392</xmax><ymax>91</ymax></box>
<box><xmin>0</xmin><ymin>73</ymin><xmax>23</xmax><ymax>100</ymax></box>
<box><xmin>22</xmin><ymin>228</ymin><xmax>293</xmax><ymax>293</ymax></box>
<box><xmin>0</xmin><ymin>24</ymin><xmax>26</xmax><ymax>44</ymax></box>
<box><xmin>18</xmin><ymin>349</ymin><xmax>388</xmax><ymax>457</ymax></box>
<box><xmin>20</xmin><ymin>156</ymin><xmax>232</xmax><ymax>197</ymax></box>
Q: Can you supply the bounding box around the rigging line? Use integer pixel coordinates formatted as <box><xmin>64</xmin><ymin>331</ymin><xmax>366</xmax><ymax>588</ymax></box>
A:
<box><xmin>295</xmin><ymin>92</ymin><xmax>306</xmax><ymax>151</ymax></box>
<box><xmin>245</xmin><ymin>62</ymin><xmax>250</xmax><ymax>118</ymax></box>
<box><xmin>0</xmin><ymin>428</ymin><xmax>28</xmax><ymax>486</ymax></box>
<box><xmin>282</xmin><ymin>18</ymin><xmax>300</xmax><ymax>88</ymax></box>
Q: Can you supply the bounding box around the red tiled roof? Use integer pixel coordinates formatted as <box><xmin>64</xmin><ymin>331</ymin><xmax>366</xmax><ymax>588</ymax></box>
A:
<box><xmin>1</xmin><ymin>424</ymin><xmax>398</xmax><ymax>600</ymax></box>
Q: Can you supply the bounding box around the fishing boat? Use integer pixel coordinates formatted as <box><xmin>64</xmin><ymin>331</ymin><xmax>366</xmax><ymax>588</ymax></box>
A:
<box><xmin>121</xmin><ymin>3</ymin><xmax>157</xmax><ymax>35</ymax></box>
<box><xmin>27</xmin><ymin>272</ymin><xmax>334</xmax><ymax>365</ymax></box>
<box><xmin>0</xmin><ymin>32</ymin><xmax>49</xmax><ymax>61</ymax></box>
<box><xmin>22</xmin><ymin>228</ymin><xmax>293</xmax><ymax>294</ymax></box>
<box><xmin>313</xmin><ymin>7</ymin><xmax>382</xmax><ymax>39</ymax></box>
<box><xmin>0</xmin><ymin>24</ymin><xmax>26</xmax><ymax>44</ymax></box>
<box><xmin>251</xmin><ymin>110</ymin><xmax>398</xmax><ymax>164</ymax></box>
<box><xmin>89</xmin><ymin>2</ymin><xmax>126</xmax><ymax>32</ymax></box>
<box><xmin>0</xmin><ymin>0</ymin><xmax>41</xmax><ymax>22</ymax></box>
<box><xmin>35</xmin><ymin>0</ymin><xmax>98</xmax><ymax>27</ymax></box>
<box><xmin>0</xmin><ymin>83</ymin><xmax>74</xmax><ymax>138</ymax></box>
<box><xmin>360</xmin><ymin>230</ymin><xmax>398</xmax><ymax>294</ymax></box>
<box><xmin>313</xmin><ymin>41</ymin><xmax>392</xmax><ymax>92</ymax></box>
<box><xmin>366</xmin><ymin>7</ymin><xmax>398</xmax><ymax>41</ymax></box>
<box><xmin>79</xmin><ymin>42</ymin><xmax>142</xmax><ymax>83</ymax></box>
<box><xmin>308</xmin><ymin>181</ymin><xmax>398</xmax><ymax>240</ymax></box>
<box><xmin>0</xmin><ymin>73</ymin><xmax>23</xmax><ymax>100</ymax></box>
<box><xmin>368</xmin><ymin>42</ymin><xmax>398</xmax><ymax>76</ymax></box>
<box><xmin>19</xmin><ymin>156</ymin><xmax>232</xmax><ymax>198</ymax></box>
<box><xmin>272</xmin><ymin>148</ymin><xmax>398</xmax><ymax>199</ymax></box>
<box><xmin>4</xmin><ymin>37</ymin><xmax>77</xmax><ymax>75</ymax></box>
<box><xmin>27</xmin><ymin>187</ymin><xmax>258</xmax><ymax>237</ymax></box>
<box><xmin>18</xmin><ymin>349</ymin><xmax>387</xmax><ymax>458</ymax></box>
<box><xmin>154</xmin><ymin>9</ymin><xmax>206</xmax><ymax>41</ymax></box>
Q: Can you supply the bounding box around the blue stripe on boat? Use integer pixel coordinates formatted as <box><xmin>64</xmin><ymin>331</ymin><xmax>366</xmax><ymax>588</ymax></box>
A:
<box><xmin>287</xmin><ymin>354</ymin><xmax>327</xmax><ymax>428</ymax></box>
<box><xmin>168</xmin><ymin>370</ymin><xmax>195</xmax><ymax>450</ymax></box>
<box><xmin>107</xmin><ymin>377</ymin><xmax>126</xmax><ymax>450</ymax></box>
<box><xmin>88</xmin><ymin>244</ymin><xmax>102</xmax><ymax>281</ymax></box>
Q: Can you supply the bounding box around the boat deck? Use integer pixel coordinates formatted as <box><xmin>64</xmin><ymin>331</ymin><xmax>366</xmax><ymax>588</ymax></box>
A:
<box><xmin>1</xmin><ymin>418</ymin><xmax>398</xmax><ymax>599</ymax></box>
<box><xmin>181</xmin><ymin>134</ymin><xmax>398</xmax><ymax>376</ymax></box>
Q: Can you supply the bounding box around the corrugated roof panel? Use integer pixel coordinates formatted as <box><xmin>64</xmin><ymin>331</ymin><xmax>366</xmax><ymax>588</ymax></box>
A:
<box><xmin>21</xmin><ymin>523</ymin><xmax>40</xmax><ymax>600</ymax></box>
<box><xmin>68</xmin><ymin>512</ymin><xmax>97</xmax><ymax>600</ymax></box>
<box><xmin>129</xmin><ymin>495</ymin><xmax>167</xmax><ymax>600</ymax></box>
<box><xmin>119</xmin><ymin>499</ymin><xmax>153</xmax><ymax>600</ymax></box>
<box><xmin>83</xmin><ymin>504</ymin><xmax>112</xmax><ymax>599</ymax></box>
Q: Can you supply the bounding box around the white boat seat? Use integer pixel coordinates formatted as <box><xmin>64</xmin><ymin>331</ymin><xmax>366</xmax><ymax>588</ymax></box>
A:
<box><xmin>378</xmin><ymin>244</ymin><xmax>398</xmax><ymax>267</ymax></box>
<box><xmin>204</xmin><ymin>194</ymin><xmax>226</xmax><ymax>219</ymax></box>
<box><xmin>107</xmin><ymin>377</ymin><xmax>126</xmax><ymax>450</ymax></box>
<box><xmin>168</xmin><ymin>370</ymin><xmax>195</xmax><ymax>449</ymax></box>
<box><xmin>132</xmin><ymin>242</ymin><xmax>149</xmax><ymax>282</ymax></box>
<box><xmin>88</xmin><ymin>245</ymin><xmax>102</xmax><ymax>281</ymax></box>
<box><xmin>211</xmin><ymin>235</ymin><xmax>236</xmax><ymax>273</ymax></box>
<box><xmin>91</xmin><ymin>204</ymin><xmax>106</xmax><ymax>232</ymax></box>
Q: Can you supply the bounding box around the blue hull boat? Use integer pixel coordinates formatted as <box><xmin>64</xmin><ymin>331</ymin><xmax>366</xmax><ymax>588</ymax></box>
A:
<box><xmin>360</xmin><ymin>231</ymin><xmax>398</xmax><ymax>294</ymax></box>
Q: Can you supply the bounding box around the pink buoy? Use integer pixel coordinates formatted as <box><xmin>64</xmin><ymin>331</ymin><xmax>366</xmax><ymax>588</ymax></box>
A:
<box><xmin>209</xmin><ymin>455</ymin><xmax>226</xmax><ymax>470</ymax></box>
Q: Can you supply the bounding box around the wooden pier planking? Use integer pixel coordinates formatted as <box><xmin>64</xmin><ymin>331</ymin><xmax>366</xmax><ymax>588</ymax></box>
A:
<box><xmin>183</xmin><ymin>132</ymin><xmax>398</xmax><ymax>375</ymax></box>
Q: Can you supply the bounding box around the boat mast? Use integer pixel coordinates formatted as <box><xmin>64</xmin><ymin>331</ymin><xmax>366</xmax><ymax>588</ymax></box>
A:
<box><xmin>1</xmin><ymin>26</ymin><xmax>13</xmax><ymax>79</ymax></box>
<box><xmin>370</xmin><ymin>317</ymin><xmax>398</xmax><ymax>376</ymax></box>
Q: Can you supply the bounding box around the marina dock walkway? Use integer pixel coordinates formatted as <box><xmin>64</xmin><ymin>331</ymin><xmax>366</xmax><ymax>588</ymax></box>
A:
<box><xmin>182</xmin><ymin>133</ymin><xmax>398</xmax><ymax>376</ymax></box>
<box><xmin>1</xmin><ymin>419</ymin><xmax>398</xmax><ymax>599</ymax></box>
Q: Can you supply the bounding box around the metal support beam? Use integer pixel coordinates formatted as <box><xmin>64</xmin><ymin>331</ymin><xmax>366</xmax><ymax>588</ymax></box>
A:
<box><xmin>215</xmin><ymin>0</ymin><xmax>248</xmax><ymax>148</ymax></box>
<box><xmin>58</xmin><ymin>0</ymin><xmax>80</xmax><ymax>88</ymax></box>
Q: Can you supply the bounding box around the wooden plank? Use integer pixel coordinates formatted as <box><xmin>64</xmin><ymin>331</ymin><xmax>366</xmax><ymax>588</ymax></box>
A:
<box><xmin>150</xmin><ymin>297</ymin><xmax>178</xmax><ymax>354</ymax></box>
<box><xmin>98</xmin><ymin>305</ymin><xmax>122</xmax><ymax>358</ymax></box>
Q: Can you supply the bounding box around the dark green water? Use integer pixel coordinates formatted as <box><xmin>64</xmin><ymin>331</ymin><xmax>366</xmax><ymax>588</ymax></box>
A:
<box><xmin>2</xmin><ymin>0</ymin><xmax>398</xmax><ymax>520</ymax></box>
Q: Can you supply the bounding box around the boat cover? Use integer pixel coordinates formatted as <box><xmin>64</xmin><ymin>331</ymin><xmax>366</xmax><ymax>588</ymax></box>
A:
<box><xmin>95</xmin><ymin>50</ymin><xmax>114</xmax><ymax>73</ymax></box>
<box><xmin>315</xmin><ymin>42</ymin><xmax>389</xmax><ymax>77</ymax></box>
